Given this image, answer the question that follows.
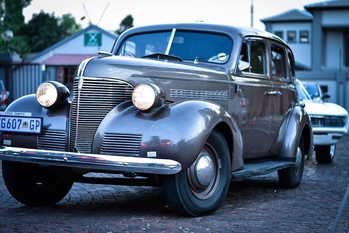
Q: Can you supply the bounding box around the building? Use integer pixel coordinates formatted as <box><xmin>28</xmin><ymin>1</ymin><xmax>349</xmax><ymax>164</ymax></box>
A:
<box><xmin>2</xmin><ymin>24</ymin><xmax>117</xmax><ymax>102</ymax></box>
<box><xmin>261</xmin><ymin>0</ymin><xmax>349</xmax><ymax>111</ymax></box>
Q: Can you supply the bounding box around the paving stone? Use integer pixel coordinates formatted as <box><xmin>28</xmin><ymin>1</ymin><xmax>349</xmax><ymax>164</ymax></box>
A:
<box><xmin>1</xmin><ymin>135</ymin><xmax>349</xmax><ymax>232</ymax></box>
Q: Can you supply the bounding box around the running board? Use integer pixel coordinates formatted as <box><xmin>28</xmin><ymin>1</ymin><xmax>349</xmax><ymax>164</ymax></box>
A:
<box><xmin>231</xmin><ymin>161</ymin><xmax>295</xmax><ymax>179</ymax></box>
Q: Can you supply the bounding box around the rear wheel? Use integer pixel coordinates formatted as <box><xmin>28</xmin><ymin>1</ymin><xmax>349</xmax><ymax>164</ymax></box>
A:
<box><xmin>315</xmin><ymin>145</ymin><xmax>335</xmax><ymax>164</ymax></box>
<box><xmin>278</xmin><ymin>136</ymin><xmax>305</xmax><ymax>189</ymax></box>
<box><xmin>2</xmin><ymin>161</ymin><xmax>74</xmax><ymax>206</ymax></box>
<box><xmin>162</xmin><ymin>130</ymin><xmax>231</xmax><ymax>216</ymax></box>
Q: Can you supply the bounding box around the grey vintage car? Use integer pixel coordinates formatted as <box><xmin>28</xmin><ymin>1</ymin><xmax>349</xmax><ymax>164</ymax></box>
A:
<box><xmin>0</xmin><ymin>23</ymin><xmax>313</xmax><ymax>216</ymax></box>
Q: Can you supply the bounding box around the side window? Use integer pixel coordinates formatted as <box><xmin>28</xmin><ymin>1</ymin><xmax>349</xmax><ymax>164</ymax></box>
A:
<box><xmin>287</xmin><ymin>49</ymin><xmax>296</xmax><ymax>80</ymax></box>
<box><xmin>271</xmin><ymin>45</ymin><xmax>286</xmax><ymax>78</ymax></box>
<box><xmin>238</xmin><ymin>39</ymin><xmax>266</xmax><ymax>75</ymax></box>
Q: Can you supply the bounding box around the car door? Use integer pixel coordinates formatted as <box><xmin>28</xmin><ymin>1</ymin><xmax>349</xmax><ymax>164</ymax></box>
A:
<box><xmin>233</xmin><ymin>37</ymin><xmax>274</xmax><ymax>159</ymax></box>
<box><xmin>269</xmin><ymin>42</ymin><xmax>297</xmax><ymax>154</ymax></box>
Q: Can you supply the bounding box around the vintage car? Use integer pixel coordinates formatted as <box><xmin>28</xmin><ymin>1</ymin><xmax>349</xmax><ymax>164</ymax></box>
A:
<box><xmin>0</xmin><ymin>23</ymin><xmax>313</xmax><ymax>217</ymax></box>
<box><xmin>296</xmin><ymin>80</ymin><xmax>348</xmax><ymax>163</ymax></box>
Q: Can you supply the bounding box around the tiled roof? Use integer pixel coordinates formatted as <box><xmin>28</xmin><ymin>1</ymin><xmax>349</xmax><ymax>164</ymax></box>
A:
<box><xmin>305</xmin><ymin>0</ymin><xmax>349</xmax><ymax>10</ymax></box>
<box><xmin>260</xmin><ymin>9</ymin><xmax>313</xmax><ymax>23</ymax></box>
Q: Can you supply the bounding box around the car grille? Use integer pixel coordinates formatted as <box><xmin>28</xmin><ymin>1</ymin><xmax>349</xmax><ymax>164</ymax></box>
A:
<box><xmin>101</xmin><ymin>133</ymin><xmax>142</xmax><ymax>156</ymax></box>
<box><xmin>69</xmin><ymin>77</ymin><xmax>134</xmax><ymax>153</ymax></box>
<box><xmin>38</xmin><ymin>129</ymin><xmax>67</xmax><ymax>151</ymax></box>
<box><xmin>310</xmin><ymin>116</ymin><xmax>346</xmax><ymax>127</ymax></box>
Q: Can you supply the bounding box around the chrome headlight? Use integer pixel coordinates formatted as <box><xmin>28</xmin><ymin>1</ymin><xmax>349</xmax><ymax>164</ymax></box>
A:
<box><xmin>132</xmin><ymin>83</ymin><xmax>166</xmax><ymax>111</ymax></box>
<box><xmin>36</xmin><ymin>81</ymin><xmax>70</xmax><ymax>108</ymax></box>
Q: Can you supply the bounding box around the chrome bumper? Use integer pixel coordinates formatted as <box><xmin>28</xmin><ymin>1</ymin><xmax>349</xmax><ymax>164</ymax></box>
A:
<box><xmin>0</xmin><ymin>146</ymin><xmax>182</xmax><ymax>175</ymax></box>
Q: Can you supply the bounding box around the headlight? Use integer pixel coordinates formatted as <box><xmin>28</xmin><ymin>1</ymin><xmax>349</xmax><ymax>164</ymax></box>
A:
<box><xmin>36</xmin><ymin>81</ymin><xmax>70</xmax><ymax>108</ymax></box>
<box><xmin>132</xmin><ymin>83</ymin><xmax>165</xmax><ymax>111</ymax></box>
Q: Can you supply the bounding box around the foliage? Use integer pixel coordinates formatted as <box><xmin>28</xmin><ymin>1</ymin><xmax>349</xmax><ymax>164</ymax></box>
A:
<box><xmin>0</xmin><ymin>0</ymin><xmax>31</xmax><ymax>32</ymax></box>
<box><xmin>0</xmin><ymin>1</ymin><xmax>133</xmax><ymax>57</ymax></box>
<box><xmin>0</xmin><ymin>0</ymin><xmax>31</xmax><ymax>56</ymax></box>
<box><xmin>115</xmin><ymin>14</ymin><xmax>134</xmax><ymax>35</ymax></box>
<box><xmin>0</xmin><ymin>0</ymin><xmax>82</xmax><ymax>57</ymax></box>
<box><xmin>20</xmin><ymin>11</ymin><xmax>82</xmax><ymax>52</ymax></box>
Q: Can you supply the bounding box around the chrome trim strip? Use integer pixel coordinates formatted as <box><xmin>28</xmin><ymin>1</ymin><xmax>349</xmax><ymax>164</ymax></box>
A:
<box><xmin>170</xmin><ymin>89</ymin><xmax>228</xmax><ymax>100</ymax></box>
<box><xmin>165</xmin><ymin>28</ymin><xmax>176</xmax><ymax>54</ymax></box>
<box><xmin>0</xmin><ymin>147</ymin><xmax>182</xmax><ymax>175</ymax></box>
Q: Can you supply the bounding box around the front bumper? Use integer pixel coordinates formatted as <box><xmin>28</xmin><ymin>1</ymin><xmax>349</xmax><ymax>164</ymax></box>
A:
<box><xmin>0</xmin><ymin>146</ymin><xmax>182</xmax><ymax>175</ymax></box>
<box><xmin>313</xmin><ymin>132</ymin><xmax>344</xmax><ymax>146</ymax></box>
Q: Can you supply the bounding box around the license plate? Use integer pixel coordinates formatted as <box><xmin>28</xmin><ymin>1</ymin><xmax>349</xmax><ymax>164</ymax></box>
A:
<box><xmin>0</xmin><ymin>116</ymin><xmax>42</xmax><ymax>134</ymax></box>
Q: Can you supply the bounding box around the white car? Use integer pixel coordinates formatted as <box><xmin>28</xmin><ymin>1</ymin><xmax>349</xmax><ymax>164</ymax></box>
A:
<box><xmin>297</xmin><ymin>80</ymin><xmax>349</xmax><ymax>163</ymax></box>
<box><xmin>303</xmin><ymin>82</ymin><xmax>331</xmax><ymax>103</ymax></box>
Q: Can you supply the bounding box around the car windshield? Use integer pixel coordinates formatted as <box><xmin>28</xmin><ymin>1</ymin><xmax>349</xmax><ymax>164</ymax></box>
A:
<box><xmin>117</xmin><ymin>30</ymin><xmax>233</xmax><ymax>64</ymax></box>
<box><xmin>303</xmin><ymin>83</ymin><xmax>320</xmax><ymax>97</ymax></box>
<box><xmin>296</xmin><ymin>80</ymin><xmax>312</xmax><ymax>102</ymax></box>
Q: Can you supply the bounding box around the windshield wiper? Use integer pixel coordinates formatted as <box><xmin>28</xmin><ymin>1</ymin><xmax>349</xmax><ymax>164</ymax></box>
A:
<box><xmin>142</xmin><ymin>53</ymin><xmax>183</xmax><ymax>62</ymax></box>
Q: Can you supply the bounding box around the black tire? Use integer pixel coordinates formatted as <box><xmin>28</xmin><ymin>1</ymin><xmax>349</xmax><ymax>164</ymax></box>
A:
<box><xmin>278</xmin><ymin>136</ymin><xmax>305</xmax><ymax>189</ymax></box>
<box><xmin>2</xmin><ymin>161</ymin><xmax>74</xmax><ymax>206</ymax></box>
<box><xmin>315</xmin><ymin>145</ymin><xmax>335</xmax><ymax>164</ymax></box>
<box><xmin>162</xmin><ymin>130</ymin><xmax>231</xmax><ymax>216</ymax></box>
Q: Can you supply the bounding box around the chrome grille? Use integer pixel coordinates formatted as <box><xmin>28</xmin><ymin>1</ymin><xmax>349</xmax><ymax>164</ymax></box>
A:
<box><xmin>101</xmin><ymin>133</ymin><xmax>142</xmax><ymax>156</ymax></box>
<box><xmin>38</xmin><ymin>129</ymin><xmax>67</xmax><ymax>151</ymax></box>
<box><xmin>311</xmin><ymin>116</ymin><xmax>346</xmax><ymax>127</ymax></box>
<box><xmin>70</xmin><ymin>77</ymin><xmax>133</xmax><ymax>153</ymax></box>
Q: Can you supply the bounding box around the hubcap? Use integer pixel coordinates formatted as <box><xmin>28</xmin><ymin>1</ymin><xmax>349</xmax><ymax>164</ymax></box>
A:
<box><xmin>187</xmin><ymin>145</ymin><xmax>220</xmax><ymax>200</ymax></box>
<box><xmin>195</xmin><ymin>154</ymin><xmax>214</xmax><ymax>186</ymax></box>
<box><xmin>294</xmin><ymin>146</ymin><xmax>302</xmax><ymax>175</ymax></box>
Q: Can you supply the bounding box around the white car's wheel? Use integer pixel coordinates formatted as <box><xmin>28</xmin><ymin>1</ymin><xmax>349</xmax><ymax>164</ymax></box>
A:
<box><xmin>315</xmin><ymin>145</ymin><xmax>336</xmax><ymax>164</ymax></box>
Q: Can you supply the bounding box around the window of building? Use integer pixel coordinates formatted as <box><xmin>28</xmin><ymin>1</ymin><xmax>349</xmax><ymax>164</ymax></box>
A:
<box><xmin>345</xmin><ymin>31</ymin><xmax>349</xmax><ymax>67</ymax></box>
<box><xmin>274</xmin><ymin>31</ymin><xmax>283</xmax><ymax>40</ymax></box>
<box><xmin>287</xmin><ymin>31</ymin><xmax>297</xmax><ymax>43</ymax></box>
<box><xmin>300</xmin><ymin>31</ymin><xmax>309</xmax><ymax>43</ymax></box>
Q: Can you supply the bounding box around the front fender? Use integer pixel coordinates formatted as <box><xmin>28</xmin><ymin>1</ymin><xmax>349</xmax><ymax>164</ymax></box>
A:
<box><xmin>279</xmin><ymin>105</ymin><xmax>313</xmax><ymax>160</ymax></box>
<box><xmin>1</xmin><ymin>94</ymin><xmax>70</xmax><ymax>148</ymax></box>
<box><xmin>93</xmin><ymin>100</ymin><xmax>242</xmax><ymax>170</ymax></box>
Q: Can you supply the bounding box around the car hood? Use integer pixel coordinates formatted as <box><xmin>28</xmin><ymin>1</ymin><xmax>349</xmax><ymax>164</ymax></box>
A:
<box><xmin>82</xmin><ymin>55</ymin><xmax>228</xmax><ymax>82</ymax></box>
<box><xmin>303</xmin><ymin>100</ymin><xmax>348</xmax><ymax>116</ymax></box>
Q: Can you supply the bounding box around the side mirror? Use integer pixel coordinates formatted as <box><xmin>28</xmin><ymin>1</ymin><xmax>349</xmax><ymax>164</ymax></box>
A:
<box><xmin>322</xmin><ymin>92</ymin><xmax>331</xmax><ymax>100</ymax></box>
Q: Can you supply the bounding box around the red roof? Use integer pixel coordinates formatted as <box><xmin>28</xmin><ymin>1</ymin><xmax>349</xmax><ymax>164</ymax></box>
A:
<box><xmin>42</xmin><ymin>54</ymin><xmax>97</xmax><ymax>66</ymax></box>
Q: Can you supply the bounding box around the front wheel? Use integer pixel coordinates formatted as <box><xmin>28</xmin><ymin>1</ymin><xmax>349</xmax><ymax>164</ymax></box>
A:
<box><xmin>2</xmin><ymin>161</ymin><xmax>74</xmax><ymax>206</ymax></box>
<box><xmin>278</xmin><ymin>136</ymin><xmax>305</xmax><ymax>189</ymax></box>
<box><xmin>315</xmin><ymin>145</ymin><xmax>336</xmax><ymax>164</ymax></box>
<box><xmin>162</xmin><ymin>130</ymin><xmax>231</xmax><ymax>216</ymax></box>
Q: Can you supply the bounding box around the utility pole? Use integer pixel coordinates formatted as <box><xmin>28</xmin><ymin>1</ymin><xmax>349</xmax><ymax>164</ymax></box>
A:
<box><xmin>251</xmin><ymin>0</ymin><xmax>254</xmax><ymax>27</ymax></box>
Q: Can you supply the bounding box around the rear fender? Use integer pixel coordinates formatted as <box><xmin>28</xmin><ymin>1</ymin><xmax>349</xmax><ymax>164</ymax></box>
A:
<box><xmin>279</xmin><ymin>105</ymin><xmax>313</xmax><ymax>160</ymax></box>
<box><xmin>93</xmin><ymin>100</ymin><xmax>243</xmax><ymax>170</ymax></box>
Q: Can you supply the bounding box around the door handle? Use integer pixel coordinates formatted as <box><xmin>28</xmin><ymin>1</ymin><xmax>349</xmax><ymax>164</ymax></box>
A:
<box><xmin>265</xmin><ymin>91</ymin><xmax>282</xmax><ymax>96</ymax></box>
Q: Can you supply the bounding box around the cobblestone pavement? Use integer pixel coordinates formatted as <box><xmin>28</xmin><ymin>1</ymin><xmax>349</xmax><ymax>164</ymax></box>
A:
<box><xmin>1</xmin><ymin>135</ymin><xmax>349</xmax><ymax>233</ymax></box>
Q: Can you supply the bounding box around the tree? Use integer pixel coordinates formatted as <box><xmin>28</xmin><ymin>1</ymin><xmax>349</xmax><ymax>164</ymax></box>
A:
<box><xmin>0</xmin><ymin>0</ymin><xmax>32</xmax><ymax>56</ymax></box>
<box><xmin>115</xmin><ymin>14</ymin><xmax>133</xmax><ymax>35</ymax></box>
<box><xmin>59</xmin><ymin>14</ymin><xmax>82</xmax><ymax>37</ymax></box>
<box><xmin>0</xmin><ymin>0</ymin><xmax>31</xmax><ymax>33</ymax></box>
<box><xmin>20</xmin><ymin>11</ymin><xmax>82</xmax><ymax>52</ymax></box>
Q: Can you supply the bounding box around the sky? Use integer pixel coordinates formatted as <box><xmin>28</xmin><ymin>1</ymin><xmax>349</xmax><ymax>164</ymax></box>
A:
<box><xmin>22</xmin><ymin>0</ymin><xmax>326</xmax><ymax>32</ymax></box>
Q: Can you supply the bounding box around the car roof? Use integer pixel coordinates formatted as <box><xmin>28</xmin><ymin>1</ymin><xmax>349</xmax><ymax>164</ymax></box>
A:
<box><xmin>119</xmin><ymin>23</ymin><xmax>286</xmax><ymax>45</ymax></box>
